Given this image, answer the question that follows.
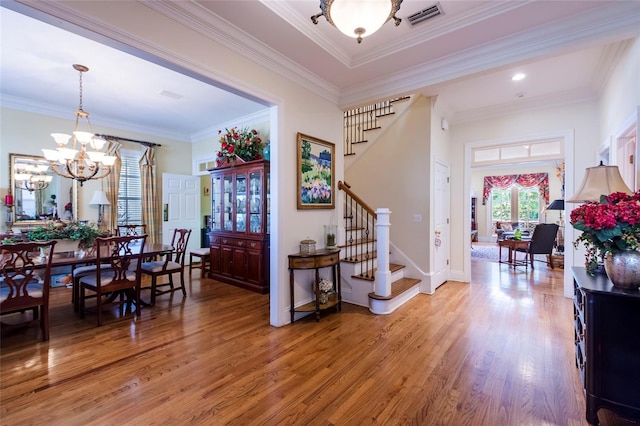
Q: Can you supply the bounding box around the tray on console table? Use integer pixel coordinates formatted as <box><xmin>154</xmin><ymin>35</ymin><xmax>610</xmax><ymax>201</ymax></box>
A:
<box><xmin>571</xmin><ymin>267</ymin><xmax>640</xmax><ymax>425</ymax></box>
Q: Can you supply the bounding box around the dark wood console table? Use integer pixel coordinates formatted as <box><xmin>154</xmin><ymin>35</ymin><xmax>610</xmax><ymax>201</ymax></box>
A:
<box><xmin>572</xmin><ymin>267</ymin><xmax>640</xmax><ymax>425</ymax></box>
<box><xmin>288</xmin><ymin>248</ymin><xmax>341</xmax><ymax>323</ymax></box>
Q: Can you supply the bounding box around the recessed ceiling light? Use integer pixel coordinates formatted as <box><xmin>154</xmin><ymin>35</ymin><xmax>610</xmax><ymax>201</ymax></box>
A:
<box><xmin>512</xmin><ymin>73</ymin><xmax>526</xmax><ymax>81</ymax></box>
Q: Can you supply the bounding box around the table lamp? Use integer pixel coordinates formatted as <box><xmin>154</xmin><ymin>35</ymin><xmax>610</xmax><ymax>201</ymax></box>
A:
<box><xmin>89</xmin><ymin>190</ymin><xmax>110</xmax><ymax>228</ymax></box>
<box><xmin>567</xmin><ymin>162</ymin><xmax>632</xmax><ymax>203</ymax></box>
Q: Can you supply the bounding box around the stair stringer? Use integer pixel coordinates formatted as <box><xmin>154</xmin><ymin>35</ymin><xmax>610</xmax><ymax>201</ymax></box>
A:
<box><xmin>344</xmin><ymin>96</ymin><xmax>415</xmax><ymax>171</ymax></box>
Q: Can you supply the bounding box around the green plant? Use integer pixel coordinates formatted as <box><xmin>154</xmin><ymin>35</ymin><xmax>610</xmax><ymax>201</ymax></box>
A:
<box><xmin>27</xmin><ymin>221</ymin><xmax>108</xmax><ymax>248</ymax></box>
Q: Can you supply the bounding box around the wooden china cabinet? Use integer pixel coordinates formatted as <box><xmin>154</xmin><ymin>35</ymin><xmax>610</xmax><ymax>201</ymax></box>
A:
<box><xmin>208</xmin><ymin>159</ymin><xmax>270</xmax><ymax>294</ymax></box>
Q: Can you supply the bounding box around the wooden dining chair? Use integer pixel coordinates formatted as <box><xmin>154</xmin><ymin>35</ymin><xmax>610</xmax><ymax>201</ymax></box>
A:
<box><xmin>141</xmin><ymin>229</ymin><xmax>191</xmax><ymax>306</ymax></box>
<box><xmin>78</xmin><ymin>234</ymin><xmax>147</xmax><ymax>326</ymax></box>
<box><xmin>116</xmin><ymin>224</ymin><xmax>147</xmax><ymax>237</ymax></box>
<box><xmin>1</xmin><ymin>240</ymin><xmax>57</xmax><ymax>341</ymax></box>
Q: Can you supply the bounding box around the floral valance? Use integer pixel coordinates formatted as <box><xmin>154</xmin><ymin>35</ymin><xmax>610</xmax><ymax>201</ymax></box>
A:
<box><xmin>482</xmin><ymin>173</ymin><xmax>549</xmax><ymax>205</ymax></box>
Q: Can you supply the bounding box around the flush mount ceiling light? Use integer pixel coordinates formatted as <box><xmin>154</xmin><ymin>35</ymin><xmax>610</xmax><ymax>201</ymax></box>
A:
<box><xmin>512</xmin><ymin>73</ymin><xmax>526</xmax><ymax>81</ymax></box>
<box><xmin>311</xmin><ymin>0</ymin><xmax>403</xmax><ymax>44</ymax></box>
<box><xmin>42</xmin><ymin>64</ymin><xmax>116</xmax><ymax>186</ymax></box>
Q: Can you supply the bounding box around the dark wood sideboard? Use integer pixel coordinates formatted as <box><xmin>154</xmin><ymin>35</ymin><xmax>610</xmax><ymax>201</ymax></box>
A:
<box><xmin>572</xmin><ymin>267</ymin><xmax>640</xmax><ymax>425</ymax></box>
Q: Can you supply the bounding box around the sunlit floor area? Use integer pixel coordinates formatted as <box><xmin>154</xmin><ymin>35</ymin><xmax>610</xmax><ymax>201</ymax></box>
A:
<box><xmin>1</xmin><ymin>261</ymin><xmax>587</xmax><ymax>425</ymax></box>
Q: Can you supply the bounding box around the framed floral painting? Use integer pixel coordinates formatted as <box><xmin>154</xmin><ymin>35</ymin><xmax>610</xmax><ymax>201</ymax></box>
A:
<box><xmin>296</xmin><ymin>132</ymin><xmax>335</xmax><ymax>209</ymax></box>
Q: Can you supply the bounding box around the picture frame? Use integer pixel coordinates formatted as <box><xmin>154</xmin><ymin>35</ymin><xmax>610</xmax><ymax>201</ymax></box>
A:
<box><xmin>297</xmin><ymin>132</ymin><xmax>335</xmax><ymax>209</ymax></box>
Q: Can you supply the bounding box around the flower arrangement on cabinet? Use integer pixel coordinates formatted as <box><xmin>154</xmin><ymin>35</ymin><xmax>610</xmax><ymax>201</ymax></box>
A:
<box><xmin>216</xmin><ymin>127</ymin><xmax>264</xmax><ymax>166</ymax></box>
<box><xmin>570</xmin><ymin>190</ymin><xmax>640</xmax><ymax>274</ymax></box>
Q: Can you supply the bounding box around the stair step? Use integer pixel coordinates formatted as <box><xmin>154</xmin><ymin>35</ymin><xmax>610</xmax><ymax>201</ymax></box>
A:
<box><xmin>368</xmin><ymin>277</ymin><xmax>421</xmax><ymax>300</ymax></box>
<box><xmin>341</xmin><ymin>250</ymin><xmax>377</xmax><ymax>263</ymax></box>
<box><xmin>351</xmin><ymin>140</ymin><xmax>369</xmax><ymax>144</ymax></box>
<box><xmin>339</xmin><ymin>237</ymin><xmax>376</xmax><ymax>248</ymax></box>
<box><xmin>351</xmin><ymin>263</ymin><xmax>406</xmax><ymax>281</ymax></box>
<box><xmin>363</xmin><ymin>126</ymin><xmax>381</xmax><ymax>131</ymax></box>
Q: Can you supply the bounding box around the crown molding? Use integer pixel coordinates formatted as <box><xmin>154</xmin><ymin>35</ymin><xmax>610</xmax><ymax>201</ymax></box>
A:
<box><xmin>145</xmin><ymin>1</ymin><xmax>340</xmax><ymax>105</ymax></box>
<box><xmin>339</xmin><ymin>1</ymin><xmax>640</xmax><ymax>108</ymax></box>
<box><xmin>450</xmin><ymin>87</ymin><xmax>598</xmax><ymax>125</ymax></box>
<box><xmin>591</xmin><ymin>39</ymin><xmax>635</xmax><ymax>96</ymax></box>
<box><xmin>191</xmin><ymin>109</ymin><xmax>271</xmax><ymax>143</ymax></box>
<box><xmin>10</xmin><ymin>0</ymin><xmax>339</xmax><ymax>112</ymax></box>
<box><xmin>1</xmin><ymin>94</ymin><xmax>190</xmax><ymax>141</ymax></box>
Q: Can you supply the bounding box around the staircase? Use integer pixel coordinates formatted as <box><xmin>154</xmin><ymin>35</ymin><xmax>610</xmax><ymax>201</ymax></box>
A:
<box><xmin>343</xmin><ymin>96</ymin><xmax>410</xmax><ymax>158</ymax></box>
<box><xmin>338</xmin><ymin>181</ymin><xmax>421</xmax><ymax>314</ymax></box>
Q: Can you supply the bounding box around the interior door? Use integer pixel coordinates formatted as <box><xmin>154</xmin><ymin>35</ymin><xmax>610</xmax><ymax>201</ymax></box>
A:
<box><xmin>433</xmin><ymin>160</ymin><xmax>450</xmax><ymax>288</ymax></box>
<box><xmin>162</xmin><ymin>173</ymin><xmax>200</xmax><ymax>257</ymax></box>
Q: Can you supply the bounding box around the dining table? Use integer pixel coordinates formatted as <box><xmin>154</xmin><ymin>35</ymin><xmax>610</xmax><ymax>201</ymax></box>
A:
<box><xmin>33</xmin><ymin>242</ymin><xmax>175</xmax><ymax>311</ymax></box>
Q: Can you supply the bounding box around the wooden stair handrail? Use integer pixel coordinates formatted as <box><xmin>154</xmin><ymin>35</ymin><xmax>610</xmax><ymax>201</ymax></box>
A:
<box><xmin>338</xmin><ymin>181</ymin><xmax>377</xmax><ymax>219</ymax></box>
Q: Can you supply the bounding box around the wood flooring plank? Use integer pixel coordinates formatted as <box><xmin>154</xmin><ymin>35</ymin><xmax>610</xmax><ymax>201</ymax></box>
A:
<box><xmin>1</xmin><ymin>256</ymin><xmax>587</xmax><ymax>425</ymax></box>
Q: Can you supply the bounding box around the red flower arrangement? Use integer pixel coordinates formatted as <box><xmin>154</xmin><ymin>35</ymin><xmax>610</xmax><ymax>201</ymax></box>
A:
<box><xmin>570</xmin><ymin>190</ymin><xmax>640</xmax><ymax>273</ymax></box>
<box><xmin>216</xmin><ymin>127</ymin><xmax>264</xmax><ymax>166</ymax></box>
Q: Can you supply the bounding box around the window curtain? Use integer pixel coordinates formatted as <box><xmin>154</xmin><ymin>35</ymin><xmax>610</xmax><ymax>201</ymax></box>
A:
<box><xmin>139</xmin><ymin>146</ymin><xmax>159</xmax><ymax>244</ymax></box>
<box><xmin>482</xmin><ymin>173</ymin><xmax>549</xmax><ymax>205</ymax></box>
<box><xmin>104</xmin><ymin>141</ymin><xmax>121</xmax><ymax>233</ymax></box>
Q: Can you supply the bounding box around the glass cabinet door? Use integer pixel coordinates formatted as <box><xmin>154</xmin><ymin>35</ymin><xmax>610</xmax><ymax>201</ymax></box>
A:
<box><xmin>266</xmin><ymin>173</ymin><xmax>270</xmax><ymax>234</ymax></box>
<box><xmin>235</xmin><ymin>173</ymin><xmax>247</xmax><ymax>232</ymax></box>
<box><xmin>249</xmin><ymin>171</ymin><xmax>262</xmax><ymax>233</ymax></box>
<box><xmin>211</xmin><ymin>175</ymin><xmax>222</xmax><ymax>231</ymax></box>
<box><xmin>223</xmin><ymin>176</ymin><xmax>233</xmax><ymax>231</ymax></box>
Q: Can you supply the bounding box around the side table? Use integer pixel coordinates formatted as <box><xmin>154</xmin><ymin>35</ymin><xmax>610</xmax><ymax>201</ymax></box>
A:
<box><xmin>289</xmin><ymin>248</ymin><xmax>341</xmax><ymax>322</ymax></box>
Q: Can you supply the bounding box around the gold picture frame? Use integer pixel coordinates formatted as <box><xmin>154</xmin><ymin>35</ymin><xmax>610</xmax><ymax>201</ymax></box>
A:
<box><xmin>296</xmin><ymin>132</ymin><xmax>335</xmax><ymax>210</ymax></box>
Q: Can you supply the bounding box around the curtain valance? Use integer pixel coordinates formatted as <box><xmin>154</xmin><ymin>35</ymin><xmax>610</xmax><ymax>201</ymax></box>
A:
<box><xmin>482</xmin><ymin>173</ymin><xmax>549</xmax><ymax>205</ymax></box>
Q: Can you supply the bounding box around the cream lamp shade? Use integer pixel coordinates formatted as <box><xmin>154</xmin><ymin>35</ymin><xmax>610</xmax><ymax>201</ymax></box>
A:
<box><xmin>567</xmin><ymin>162</ymin><xmax>632</xmax><ymax>203</ymax></box>
<box><xmin>89</xmin><ymin>190</ymin><xmax>110</xmax><ymax>206</ymax></box>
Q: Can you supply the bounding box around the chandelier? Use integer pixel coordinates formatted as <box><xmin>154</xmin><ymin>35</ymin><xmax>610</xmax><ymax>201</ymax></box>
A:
<box><xmin>311</xmin><ymin>0</ymin><xmax>403</xmax><ymax>44</ymax></box>
<box><xmin>42</xmin><ymin>64</ymin><xmax>116</xmax><ymax>186</ymax></box>
<box><xmin>13</xmin><ymin>159</ymin><xmax>53</xmax><ymax>193</ymax></box>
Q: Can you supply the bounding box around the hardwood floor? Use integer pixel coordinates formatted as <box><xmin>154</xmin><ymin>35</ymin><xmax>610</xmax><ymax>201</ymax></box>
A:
<box><xmin>1</xmin><ymin>258</ymin><xmax>587</xmax><ymax>425</ymax></box>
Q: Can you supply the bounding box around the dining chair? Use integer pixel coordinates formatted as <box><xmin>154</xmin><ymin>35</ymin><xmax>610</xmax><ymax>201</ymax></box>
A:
<box><xmin>189</xmin><ymin>247</ymin><xmax>210</xmax><ymax>277</ymax></box>
<box><xmin>141</xmin><ymin>228</ymin><xmax>191</xmax><ymax>306</ymax></box>
<box><xmin>116</xmin><ymin>224</ymin><xmax>147</xmax><ymax>237</ymax></box>
<box><xmin>78</xmin><ymin>234</ymin><xmax>147</xmax><ymax>326</ymax></box>
<box><xmin>515</xmin><ymin>223</ymin><xmax>560</xmax><ymax>269</ymax></box>
<box><xmin>1</xmin><ymin>240</ymin><xmax>57</xmax><ymax>341</ymax></box>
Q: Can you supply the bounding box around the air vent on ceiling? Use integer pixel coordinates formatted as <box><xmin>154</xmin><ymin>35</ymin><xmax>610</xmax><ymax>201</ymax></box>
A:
<box><xmin>407</xmin><ymin>3</ymin><xmax>443</xmax><ymax>26</ymax></box>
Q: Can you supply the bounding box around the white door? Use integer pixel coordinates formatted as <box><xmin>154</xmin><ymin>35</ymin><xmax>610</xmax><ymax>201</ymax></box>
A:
<box><xmin>162</xmin><ymin>173</ymin><xmax>201</xmax><ymax>258</ymax></box>
<box><xmin>433</xmin><ymin>160</ymin><xmax>450</xmax><ymax>287</ymax></box>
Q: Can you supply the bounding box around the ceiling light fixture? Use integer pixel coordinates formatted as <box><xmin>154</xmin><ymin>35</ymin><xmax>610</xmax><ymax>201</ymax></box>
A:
<box><xmin>311</xmin><ymin>0</ymin><xmax>403</xmax><ymax>44</ymax></box>
<box><xmin>42</xmin><ymin>64</ymin><xmax>116</xmax><ymax>186</ymax></box>
<box><xmin>512</xmin><ymin>73</ymin><xmax>526</xmax><ymax>81</ymax></box>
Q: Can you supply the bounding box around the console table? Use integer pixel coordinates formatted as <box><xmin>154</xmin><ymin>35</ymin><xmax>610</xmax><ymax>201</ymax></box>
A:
<box><xmin>288</xmin><ymin>248</ymin><xmax>341</xmax><ymax>323</ymax></box>
<box><xmin>572</xmin><ymin>267</ymin><xmax>640</xmax><ymax>424</ymax></box>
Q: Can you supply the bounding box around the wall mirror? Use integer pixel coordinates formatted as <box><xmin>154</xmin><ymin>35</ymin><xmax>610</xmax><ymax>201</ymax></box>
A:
<box><xmin>9</xmin><ymin>153</ymin><xmax>76</xmax><ymax>229</ymax></box>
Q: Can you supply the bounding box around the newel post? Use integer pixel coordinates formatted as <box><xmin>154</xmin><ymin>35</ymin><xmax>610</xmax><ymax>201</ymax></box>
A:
<box><xmin>374</xmin><ymin>208</ymin><xmax>391</xmax><ymax>297</ymax></box>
